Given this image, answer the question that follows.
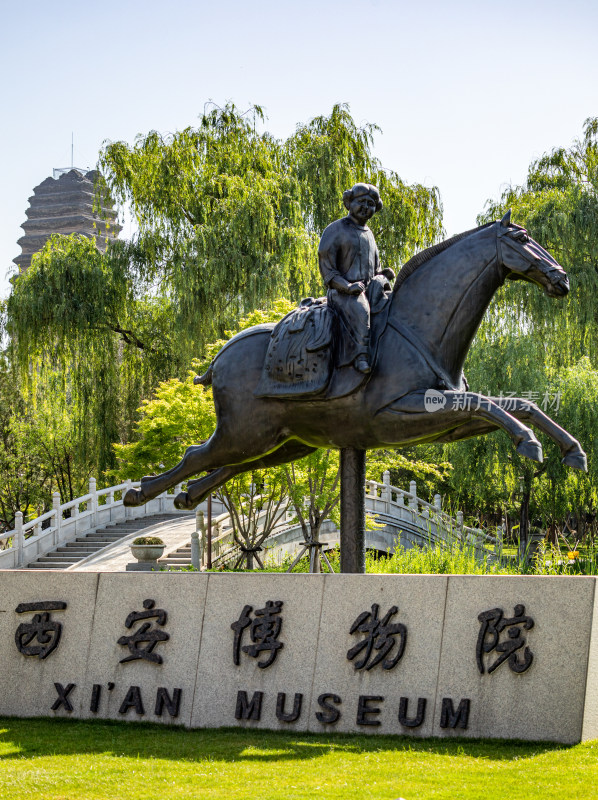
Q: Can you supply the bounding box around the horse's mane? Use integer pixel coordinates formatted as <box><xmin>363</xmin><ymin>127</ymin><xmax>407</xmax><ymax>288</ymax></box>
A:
<box><xmin>393</xmin><ymin>220</ymin><xmax>496</xmax><ymax>292</ymax></box>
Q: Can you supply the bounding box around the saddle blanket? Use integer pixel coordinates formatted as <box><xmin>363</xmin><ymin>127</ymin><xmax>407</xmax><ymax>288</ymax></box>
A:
<box><xmin>254</xmin><ymin>298</ymin><xmax>334</xmax><ymax>399</ymax></box>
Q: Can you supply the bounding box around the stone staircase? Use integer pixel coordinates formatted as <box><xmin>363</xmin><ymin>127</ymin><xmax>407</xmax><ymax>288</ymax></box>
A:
<box><xmin>26</xmin><ymin>513</ymin><xmax>181</xmax><ymax>570</ymax></box>
<box><xmin>159</xmin><ymin>541</ymin><xmax>194</xmax><ymax>570</ymax></box>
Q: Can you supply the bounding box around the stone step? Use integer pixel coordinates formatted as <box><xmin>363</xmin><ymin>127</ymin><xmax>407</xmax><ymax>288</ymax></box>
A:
<box><xmin>75</xmin><ymin>535</ymin><xmax>123</xmax><ymax>542</ymax></box>
<box><xmin>101</xmin><ymin>524</ymin><xmax>153</xmax><ymax>531</ymax></box>
<box><xmin>25</xmin><ymin>512</ymin><xmax>189</xmax><ymax>570</ymax></box>
<box><xmin>37</xmin><ymin>555</ymin><xmax>81</xmax><ymax>563</ymax></box>
<box><xmin>58</xmin><ymin>544</ymin><xmax>103</xmax><ymax>550</ymax></box>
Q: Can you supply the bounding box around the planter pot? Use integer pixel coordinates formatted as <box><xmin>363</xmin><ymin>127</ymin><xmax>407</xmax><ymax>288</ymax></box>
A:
<box><xmin>130</xmin><ymin>544</ymin><xmax>165</xmax><ymax>563</ymax></box>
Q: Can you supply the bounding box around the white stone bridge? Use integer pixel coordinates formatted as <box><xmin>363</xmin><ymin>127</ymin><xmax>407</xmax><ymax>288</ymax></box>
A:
<box><xmin>0</xmin><ymin>475</ymin><xmax>495</xmax><ymax>572</ymax></box>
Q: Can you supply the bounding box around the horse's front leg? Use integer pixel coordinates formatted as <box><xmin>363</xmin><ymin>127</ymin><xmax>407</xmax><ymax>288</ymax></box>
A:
<box><xmin>381</xmin><ymin>390</ymin><xmax>543</xmax><ymax>462</ymax></box>
<box><xmin>488</xmin><ymin>397</ymin><xmax>587</xmax><ymax>471</ymax></box>
<box><xmin>440</xmin><ymin>391</ymin><xmax>544</xmax><ymax>461</ymax></box>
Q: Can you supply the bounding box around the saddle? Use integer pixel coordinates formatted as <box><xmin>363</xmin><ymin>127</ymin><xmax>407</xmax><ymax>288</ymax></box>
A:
<box><xmin>254</xmin><ymin>296</ymin><xmax>389</xmax><ymax>400</ymax></box>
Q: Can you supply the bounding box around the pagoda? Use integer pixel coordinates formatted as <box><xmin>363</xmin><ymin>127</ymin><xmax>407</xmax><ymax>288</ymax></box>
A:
<box><xmin>14</xmin><ymin>168</ymin><xmax>122</xmax><ymax>272</ymax></box>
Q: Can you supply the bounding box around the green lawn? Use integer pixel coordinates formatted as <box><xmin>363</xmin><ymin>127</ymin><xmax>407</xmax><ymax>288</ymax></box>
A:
<box><xmin>0</xmin><ymin>718</ymin><xmax>597</xmax><ymax>799</ymax></box>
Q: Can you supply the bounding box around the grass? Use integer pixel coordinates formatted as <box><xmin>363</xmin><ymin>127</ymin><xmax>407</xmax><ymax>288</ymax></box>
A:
<box><xmin>0</xmin><ymin>717</ymin><xmax>597</xmax><ymax>799</ymax></box>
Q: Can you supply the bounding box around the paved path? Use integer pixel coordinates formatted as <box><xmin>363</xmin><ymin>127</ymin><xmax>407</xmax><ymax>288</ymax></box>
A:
<box><xmin>73</xmin><ymin>514</ymin><xmax>196</xmax><ymax>572</ymax></box>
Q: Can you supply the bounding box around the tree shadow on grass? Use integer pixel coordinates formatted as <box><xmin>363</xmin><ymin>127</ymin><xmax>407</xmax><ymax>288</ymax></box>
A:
<box><xmin>0</xmin><ymin>716</ymin><xmax>570</xmax><ymax>764</ymax></box>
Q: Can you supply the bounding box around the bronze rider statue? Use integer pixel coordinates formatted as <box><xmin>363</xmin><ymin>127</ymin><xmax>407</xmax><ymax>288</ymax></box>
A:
<box><xmin>318</xmin><ymin>183</ymin><xmax>395</xmax><ymax>373</ymax></box>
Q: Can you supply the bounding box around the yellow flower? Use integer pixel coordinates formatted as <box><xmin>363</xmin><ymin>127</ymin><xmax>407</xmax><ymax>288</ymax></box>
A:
<box><xmin>568</xmin><ymin>551</ymin><xmax>579</xmax><ymax>559</ymax></box>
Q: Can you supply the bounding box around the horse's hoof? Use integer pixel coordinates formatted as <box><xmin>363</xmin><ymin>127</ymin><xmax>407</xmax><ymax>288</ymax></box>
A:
<box><xmin>124</xmin><ymin>488</ymin><xmax>146</xmax><ymax>507</ymax></box>
<box><xmin>516</xmin><ymin>437</ymin><xmax>543</xmax><ymax>463</ymax></box>
<box><xmin>174</xmin><ymin>491</ymin><xmax>193</xmax><ymax>510</ymax></box>
<box><xmin>562</xmin><ymin>450</ymin><xmax>588</xmax><ymax>472</ymax></box>
<box><xmin>140</xmin><ymin>474</ymin><xmax>156</xmax><ymax>485</ymax></box>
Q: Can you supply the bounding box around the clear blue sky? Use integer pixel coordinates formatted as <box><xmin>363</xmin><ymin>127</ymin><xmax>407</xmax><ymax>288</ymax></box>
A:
<box><xmin>1</xmin><ymin>0</ymin><xmax>596</xmax><ymax>298</ymax></box>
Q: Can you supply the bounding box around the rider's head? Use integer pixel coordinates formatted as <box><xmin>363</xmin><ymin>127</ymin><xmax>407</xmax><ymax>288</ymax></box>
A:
<box><xmin>343</xmin><ymin>183</ymin><xmax>383</xmax><ymax>225</ymax></box>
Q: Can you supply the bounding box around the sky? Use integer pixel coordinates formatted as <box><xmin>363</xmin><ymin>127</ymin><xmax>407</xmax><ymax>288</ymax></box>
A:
<box><xmin>1</xmin><ymin>0</ymin><xmax>596</xmax><ymax>299</ymax></box>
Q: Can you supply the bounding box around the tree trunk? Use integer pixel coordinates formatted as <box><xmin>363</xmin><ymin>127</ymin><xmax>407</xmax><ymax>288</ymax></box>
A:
<box><xmin>519</xmin><ymin>489</ymin><xmax>530</xmax><ymax>563</ymax></box>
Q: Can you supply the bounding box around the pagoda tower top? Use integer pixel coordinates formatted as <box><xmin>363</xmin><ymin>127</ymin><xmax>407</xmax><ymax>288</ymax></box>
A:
<box><xmin>14</xmin><ymin>168</ymin><xmax>122</xmax><ymax>272</ymax></box>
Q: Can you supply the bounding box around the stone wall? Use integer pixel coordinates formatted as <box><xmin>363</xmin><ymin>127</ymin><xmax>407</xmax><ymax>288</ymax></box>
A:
<box><xmin>2</xmin><ymin>571</ymin><xmax>597</xmax><ymax>743</ymax></box>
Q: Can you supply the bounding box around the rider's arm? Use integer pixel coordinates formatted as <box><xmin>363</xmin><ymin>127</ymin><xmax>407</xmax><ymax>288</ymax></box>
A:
<box><xmin>318</xmin><ymin>224</ymin><xmax>349</xmax><ymax>291</ymax></box>
<box><xmin>328</xmin><ymin>276</ymin><xmax>362</xmax><ymax>294</ymax></box>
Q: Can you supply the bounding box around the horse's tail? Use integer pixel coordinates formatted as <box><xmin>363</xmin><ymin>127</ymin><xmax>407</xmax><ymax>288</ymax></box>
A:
<box><xmin>194</xmin><ymin>363</ymin><xmax>213</xmax><ymax>386</ymax></box>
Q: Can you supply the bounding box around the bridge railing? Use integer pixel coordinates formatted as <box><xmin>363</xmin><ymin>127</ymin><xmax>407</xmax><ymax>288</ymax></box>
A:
<box><xmin>0</xmin><ymin>472</ymin><xmax>496</xmax><ymax>571</ymax></box>
<box><xmin>200</xmin><ymin>474</ymin><xmax>494</xmax><ymax>568</ymax></box>
<box><xmin>365</xmin><ymin>473</ymin><xmax>495</xmax><ymax>546</ymax></box>
<box><xmin>0</xmin><ymin>478</ymin><xmax>194</xmax><ymax>570</ymax></box>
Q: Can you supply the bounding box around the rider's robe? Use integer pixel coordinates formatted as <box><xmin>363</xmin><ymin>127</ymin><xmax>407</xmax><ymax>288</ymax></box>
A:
<box><xmin>318</xmin><ymin>215</ymin><xmax>389</xmax><ymax>366</ymax></box>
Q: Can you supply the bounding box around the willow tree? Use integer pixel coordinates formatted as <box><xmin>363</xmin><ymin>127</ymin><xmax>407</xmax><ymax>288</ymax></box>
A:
<box><xmin>7</xmin><ymin>103</ymin><xmax>442</xmax><ymax>478</ymax></box>
<box><xmin>445</xmin><ymin>117</ymin><xmax>598</xmax><ymax>539</ymax></box>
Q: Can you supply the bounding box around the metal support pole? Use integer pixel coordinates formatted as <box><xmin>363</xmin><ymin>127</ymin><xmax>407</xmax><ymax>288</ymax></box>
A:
<box><xmin>339</xmin><ymin>447</ymin><xmax>366</xmax><ymax>573</ymax></box>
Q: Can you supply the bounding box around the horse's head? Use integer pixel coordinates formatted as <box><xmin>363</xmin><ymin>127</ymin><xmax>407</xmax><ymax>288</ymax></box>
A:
<box><xmin>497</xmin><ymin>210</ymin><xmax>569</xmax><ymax>298</ymax></box>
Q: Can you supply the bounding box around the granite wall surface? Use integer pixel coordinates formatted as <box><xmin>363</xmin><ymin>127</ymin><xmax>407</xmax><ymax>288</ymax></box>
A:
<box><xmin>2</xmin><ymin>571</ymin><xmax>597</xmax><ymax>743</ymax></box>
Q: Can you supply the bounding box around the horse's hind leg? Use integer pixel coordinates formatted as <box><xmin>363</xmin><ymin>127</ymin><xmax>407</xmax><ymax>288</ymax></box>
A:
<box><xmin>174</xmin><ymin>441</ymin><xmax>318</xmax><ymax>510</ymax></box>
<box><xmin>124</xmin><ymin>419</ymin><xmax>290</xmax><ymax>507</ymax></box>
<box><xmin>173</xmin><ymin>464</ymin><xmax>248</xmax><ymax>509</ymax></box>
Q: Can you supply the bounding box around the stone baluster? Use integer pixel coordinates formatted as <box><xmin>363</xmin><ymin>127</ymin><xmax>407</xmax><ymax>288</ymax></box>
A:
<box><xmin>457</xmin><ymin>511</ymin><xmax>464</xmax><ymax>527</ymax></box>
<box><xmin>382</xmin><ymin>471</ymin><xmax>391</xmax><ymax>512</ymax></box>
<box><xmin>15</xmin><ymin>511</ymin><xmax>24</xmax><ymax>567</ymax></box>
<box><xmin>409</xmin><ymin>481</ymin><xmax>418</xmax><ymax>510</ymax></box>
<box><xmin>495</xmin><ymin>524</ymin><xmax>504</xmax><ymax>555</ymax></box>
<box><xmin>192</xmin><ymin>510</ymin><xmax>204</xmax><ymax>569</ymax></box>
<box><xmin>434</xmin><ymin>494</ymin><xmax>442</xmax><ymax>511</ymax></box>
<box><xmin>124</xmin><ymin>479</ymin><xmax>132</xmax><ymax>519</ymax></box>
<box><xmin>106</xmin><ymin>488</ymin><xmax>115</xmax><ymax>525</ymax></box>
<box><xmin>89</xmin><ymin>477</ymin><xmax>98</xmax><ymax>529</ymax></box>
<box><xmin>72</xmin><ymin>497</ymin><xmax>80</xmax><ymax>534</ymax></box>
<box><xmin>52</xmin><ymin>491</ymin><xmax>61</xmax><ymax>546</ymax></box>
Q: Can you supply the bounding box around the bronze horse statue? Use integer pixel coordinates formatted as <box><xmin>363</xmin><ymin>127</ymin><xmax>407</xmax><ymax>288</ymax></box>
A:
<box><xmin>124</xmin><ymin>212</ymin><xmax>587</xmax><ymax>511</ymax></box>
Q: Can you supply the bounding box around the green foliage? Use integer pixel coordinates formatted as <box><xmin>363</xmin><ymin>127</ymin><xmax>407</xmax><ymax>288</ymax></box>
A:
<box><xmin>132</xmin><ymin>536</ymin><xmax>164</xmax><ymax>545</ymax></box>
<box><xmin>218</xmin><ymin>469</ymin><xmax>288</xmax><ymax>569</ymax></box>
<box><xmin>284</xmin><ymin>449</ymin><xmax>340</xmax><ymax>542</ymax></box>
<box><xmin>112</xmin><ymin>371</ymin><xmax>216</xmax><ymax>480</ymax></box>
<box><xmin>0</xmin><ymin>347</ymin><xmax>100</xmax><ymax>528</ymax></box>
<box><xmin>113</xmin><ymin>302</ymin><xmax>294</xmax><ymax>480</ymax></box>
<box><xmin>444</xmin><ymin>118</ymin><xmax>598</xmax><ymax>532</ymax></box>
<box><xmin>8</xmin><ymin>104</ymin><xmax>442</xmax><ymax>484</ymax></box>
